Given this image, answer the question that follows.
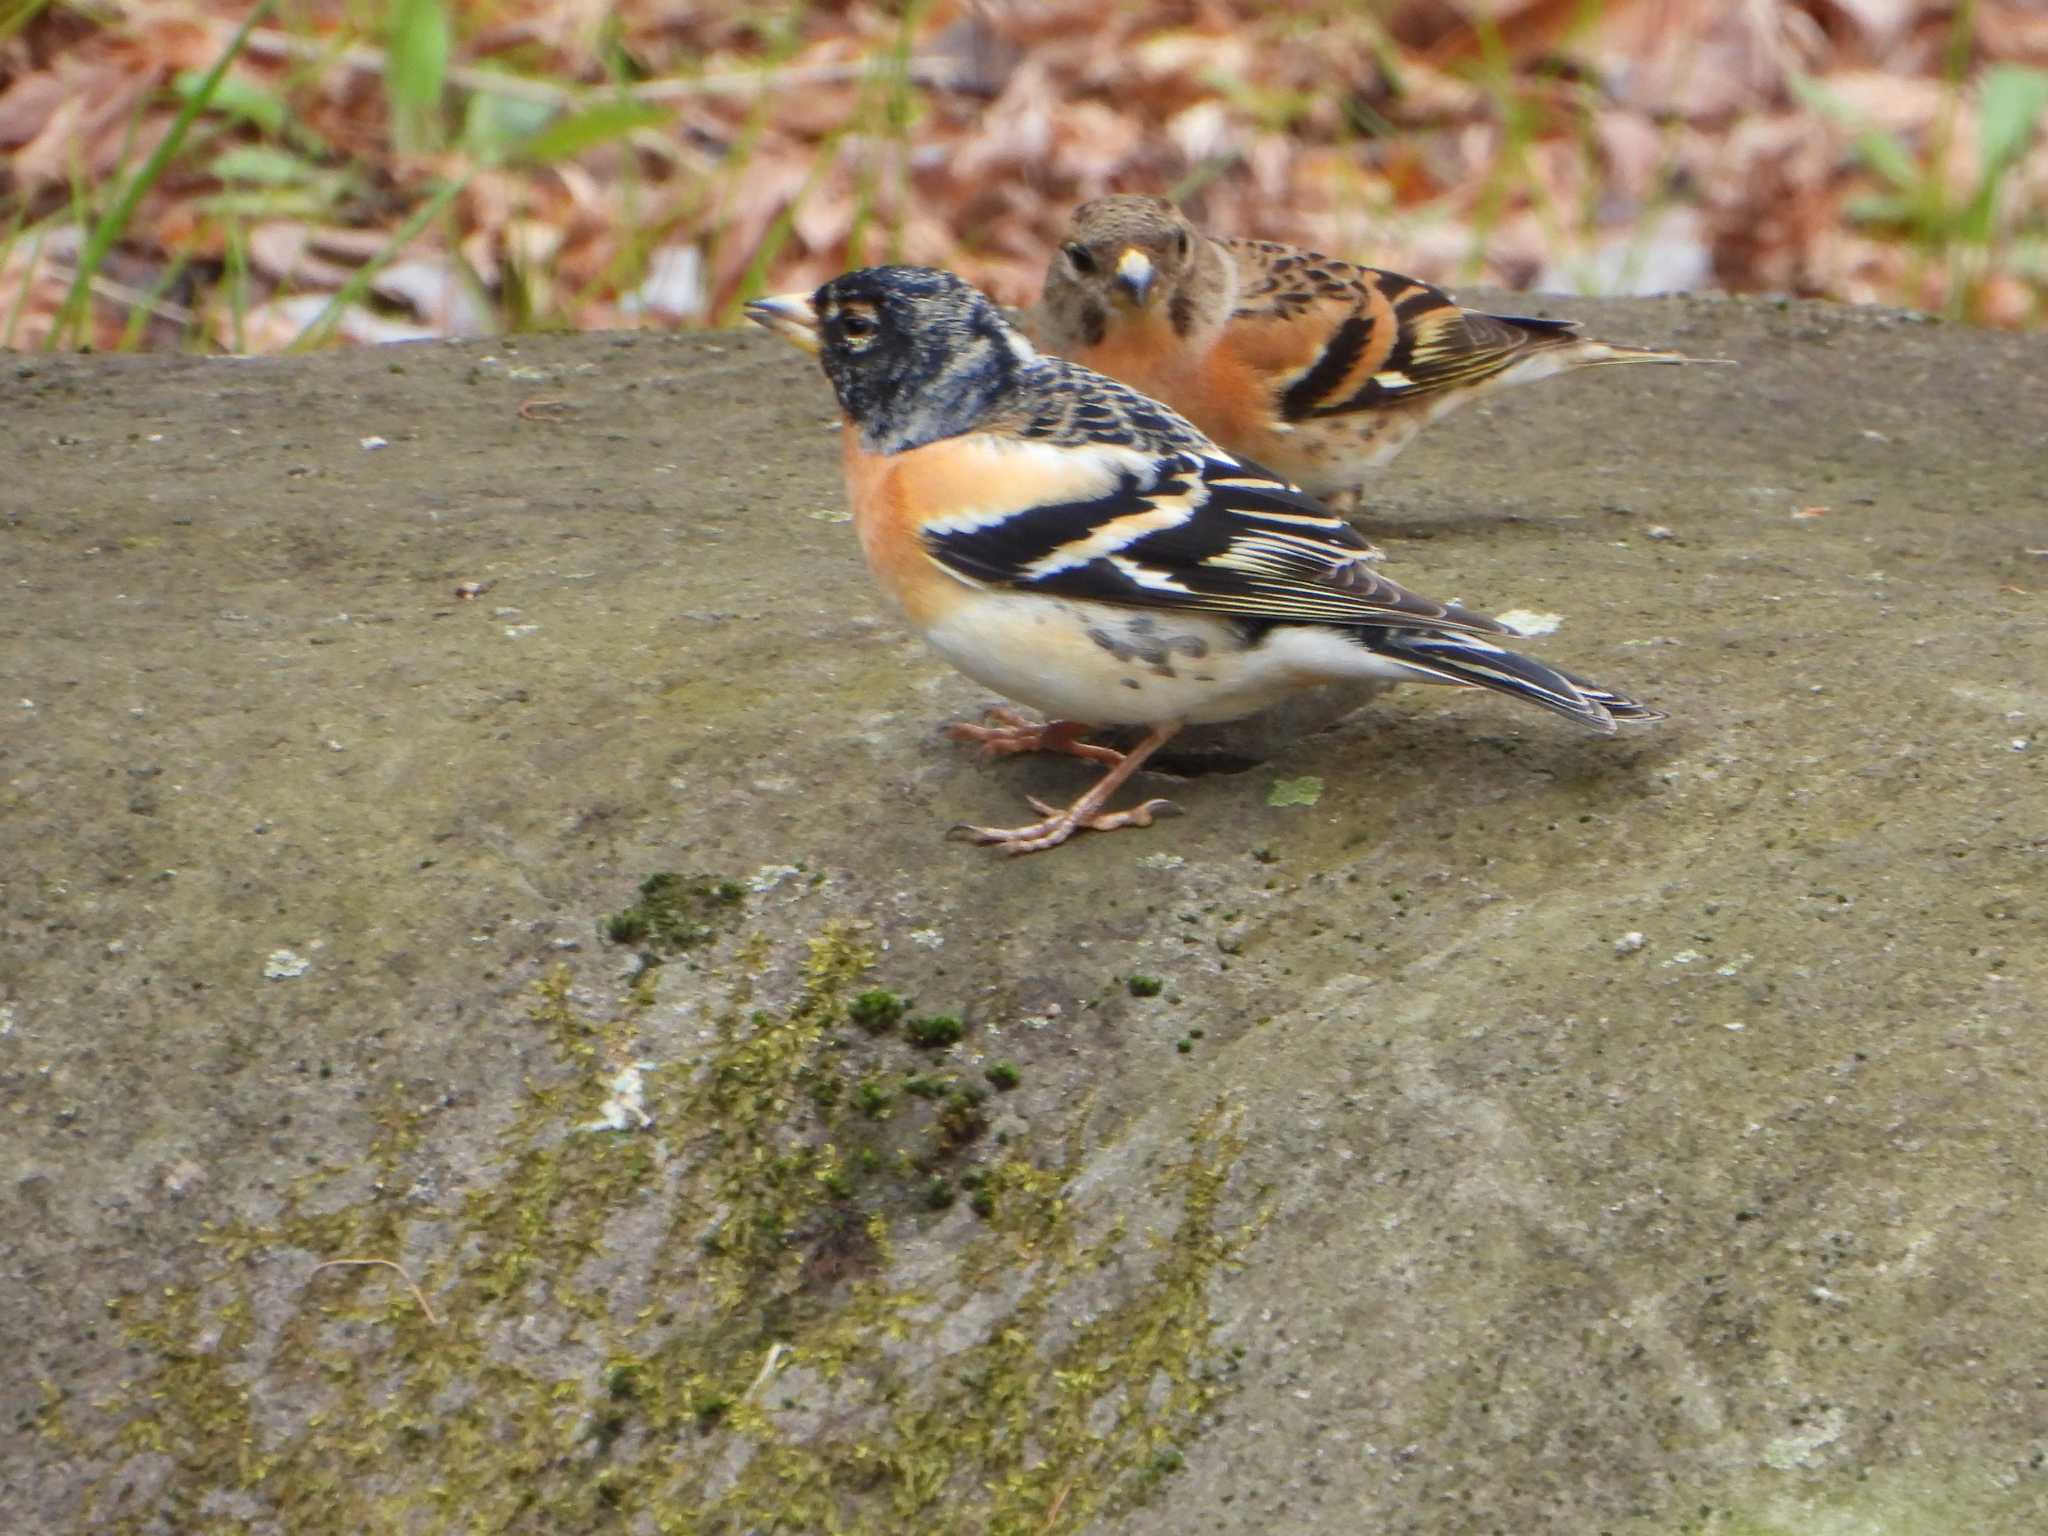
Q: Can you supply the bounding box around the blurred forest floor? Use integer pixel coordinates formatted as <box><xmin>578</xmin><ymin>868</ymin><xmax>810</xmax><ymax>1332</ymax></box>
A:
<box><xmin>3</xmin><ymin>0</ymin><xmax>2044</xmax><ymax>354</ymax></box>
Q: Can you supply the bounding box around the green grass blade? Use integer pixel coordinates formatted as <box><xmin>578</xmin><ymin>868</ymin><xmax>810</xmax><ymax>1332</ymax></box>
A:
<box><xmin>388</xmin><ymin>0</ymin><xmax>452</xmax><ymax>154</ymax></box>
<box><xmin>3</xmin><ymin>223</ymin><xmax>47</xmax><ymax>349</ymax></box>
<box><xmin>0</xmin><ymin>0</ymin><xmax>54</xmax><ymax>46</ymax></box>
<box><xmin>173</xmin><ymin>67</ymin><xmax>288</xmax><ymax>138</ymax></box>
<box><xmin>117</xmin><ymin>249</ymin><xmax>193</xmax><ymax>351</ymax></box>
<box><xmin>1979</xmin><ymin>65</ymin><xmax>2048</xmax><ymax>175</ymax></box>
<box><xmin>1851</xmin><ymin>127</ymin><xmax>1926</xmax><ymax>195</ymax></box>
<box><xmin>48</xmin><ymin>0</ymin><xmax>276</xmax><ymax>350</ymax></box>
<box><xmin>513</xmin><ymin>100</ymin><xmax>673</xmax><ymax>167</ymax></box>
<box><xmin>285</xmin><ymin>174</ymin><xmax>469</xmax><ymax>351</ymax></box>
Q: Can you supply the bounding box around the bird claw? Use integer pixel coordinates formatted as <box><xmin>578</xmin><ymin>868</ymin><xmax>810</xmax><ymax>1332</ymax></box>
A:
<box><xmin>1097</xmin><ymin>797</ymin><xmax>1182</xmax><ymax>830</ymax></box>
<box><xmin>946</xmin><ymin>710</ymin><xmax>1125</xmax><ymax>766</ymax></box>
<box><xmin>951</xmin><ymin>796</ymin><xmax>1182</xmax><ymax>855</ymax></box>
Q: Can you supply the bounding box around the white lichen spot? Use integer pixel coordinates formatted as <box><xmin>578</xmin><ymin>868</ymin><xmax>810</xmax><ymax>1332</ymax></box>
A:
<box><xmin>503</xmin><ymin>624</ymin><xmax>540</xmax><ymax>638</ymax></box>
<box><xmin>1495</xmin><ymin>609</ymin><xmax>1564</xmax><ymax>637</ymax></box>
<box><xmin>583</xmin><ymin>1064</ymin><xmax>655</xmax><ymax>1132</ymax></box>
<box><xmin>1613</xmin><ymin>931</ymin><xmax>1646</xmax><ymax>955</ymax></box>
<box><xmin>1138</xmin><ymin>852</ymin><xmax>1187</xmax><ymax>871</ymax></box>
<box><xmin>264</xmin><ymin>949</ymin><xmax>312</xmax><ymax>980</ymax></box>
<box><xmin>1663</xmin><ymin>948</ymin><xmax>1703</xmax><ymax>967</ymax></box>
<box><xmin>0</xmin><ymin>1003</ymin><xmax>15</xmax><ymax>1036</ymax></box>
<box><xmin>908</xmin><ymin>928</ymin><xmax>945</xmax><ymax>949</ymax></box>
<box><xmin>359</xmin><ymin>435</ymin><xmax>389</xmax><ymax>451</ymax></box>
<box><xmin>747</xmin><ymin>864</ymin><xmax>803</xmax><ymax>893</ymax></box>
<box><xmin>1762</xmin><ymin>1406</ymin><xmax>1847</xmax><ymax>1470</ymax></box>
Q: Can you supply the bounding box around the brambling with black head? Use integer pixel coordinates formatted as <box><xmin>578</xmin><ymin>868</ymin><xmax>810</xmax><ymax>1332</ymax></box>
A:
<box><xmin>747</xmin><ymin>266</ymin><xmax>1663</xmax><ymax>856</ymax></box>
<box><xmin>1036</xmin><ymin>194</ymin><xmax>1706</xmax><ymax>506</ymax></box>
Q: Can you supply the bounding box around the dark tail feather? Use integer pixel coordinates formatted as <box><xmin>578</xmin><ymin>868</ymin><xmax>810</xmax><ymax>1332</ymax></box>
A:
<box><xmin>1553</xmin><ymin>665</ymin><xmax>1667</xmax><ymax>726</ymax></box>
<box><xmin>1370</xmin><ymin>629</ymin><xmax>1665</xmax><ymax>733</ymax></box>
<box><xmin>1486</xmin><ymin>311</ymin><xmax>1581</xmax><ymax>339</ymax></box>
<box><xmin>1480</xmin><ymin>310</ymin><xmax>1726</xmax><ymax>367</ymax></box>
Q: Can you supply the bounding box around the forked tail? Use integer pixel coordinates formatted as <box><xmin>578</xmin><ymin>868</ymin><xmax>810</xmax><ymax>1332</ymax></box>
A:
<box><xmin>1368</xmin><ymin>627</ymin><xmax>1666</xmax><ymax>733</ymax></box>
<box><xmin>1487</xmin><ymin>311</ymin><xmax>1730</xmax><ymax>368</ymax></box>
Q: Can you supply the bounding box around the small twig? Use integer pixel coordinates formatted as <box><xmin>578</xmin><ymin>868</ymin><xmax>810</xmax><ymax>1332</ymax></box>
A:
<box><xmin>244</xmin><ymin>29</ymin><xmax>966</xmax><ymax>105</ymax></box>
<box><xmin>1037</xmin><ymin>1475</ymin><xmax>1079</xmax><ymax>1534</ymax></box>
<box><xmin>516</xmin><ymin>396</ymin><xmax>574</xmax><ymax>422</ymax></box>
<box><xmin>630</xmin><ymin>59</ymin><xmax>968</xmax><ymax>100</ymax></box>
<box><xmin>38</xmin><ymin>259</ymin><xmax>200</xmax><ymax>327</ymax></box>
<box><xmin>86</xmin><ymin>271</ymin><xmax>197</xmax><ymax>327</ymax></box>
<box><xmin>288</xmin><ymin>175</ymin><xmax>468</xmax><ymax>351</ymax></box>
<box><xmin>742</xmin><ymin>1341</ymin><xmax>791</xmax><ymax>1401</ymax></box>
<box><xmin>308</xmin><ymin>1257</ymin><xmax>441</xmax><ymax>1325</ymax></box>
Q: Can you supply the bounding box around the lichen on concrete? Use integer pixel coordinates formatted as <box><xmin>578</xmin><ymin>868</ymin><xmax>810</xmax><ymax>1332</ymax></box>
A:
<box><xmin>57</xmin><ymin>915</ymin><xmax>1255</xmax><ymax>1533</ymax></box>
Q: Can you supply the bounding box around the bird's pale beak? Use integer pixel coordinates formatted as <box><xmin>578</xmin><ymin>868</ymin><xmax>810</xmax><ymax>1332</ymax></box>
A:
<box><xmin>744</xmin><ymin>291</ymin><xmax>821</xmax><ymax>354</ymax></box>
<box><xmin>1113</xmin><ymin>248</ymin><xmax>1156</xmax><ymax>307</ymax></box>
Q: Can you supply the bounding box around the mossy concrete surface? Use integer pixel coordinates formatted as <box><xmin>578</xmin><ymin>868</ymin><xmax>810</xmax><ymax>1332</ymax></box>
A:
<box><xmin>3</xmin><ymin>298</ymin><xmax>2044</xmax><ymax>1532</ymax></box>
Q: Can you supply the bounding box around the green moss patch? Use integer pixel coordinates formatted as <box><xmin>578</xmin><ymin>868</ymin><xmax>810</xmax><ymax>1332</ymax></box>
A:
<box><xmin>602</xmin><ymin>871</ymin><xmax>746</xmax><ymax>958</ymax></box>
<box><xmin>67</xmin><ymin>914</ymin><xmax>1261</xmax><ymax>1534</ymax></box>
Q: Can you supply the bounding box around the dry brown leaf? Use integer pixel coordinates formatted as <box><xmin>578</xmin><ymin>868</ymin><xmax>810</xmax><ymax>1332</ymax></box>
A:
<box><xmin>247</xmin><ymin>223</ymin><xmax>360</xmax><ymax>287</ymax></box>
<box><xmin>0</xmin><ymin>0</ymin><xmax>2037</xmax><ymax>354</ymax></box>
<box><xmin>0</xmin><ymin>70</ymin><xmax>65</xmax><ymax>147</ymax></box>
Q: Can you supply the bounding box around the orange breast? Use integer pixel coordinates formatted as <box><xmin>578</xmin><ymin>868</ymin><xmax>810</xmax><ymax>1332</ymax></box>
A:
<box><xmin>1188</xmin><ymin>339</ymin><xmax>1290</xmax><ymax>467</ymax></box>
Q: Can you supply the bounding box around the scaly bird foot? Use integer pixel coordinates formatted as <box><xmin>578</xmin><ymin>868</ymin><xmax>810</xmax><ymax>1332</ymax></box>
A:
<box><xmin>945</xmin><ymin>708</ymin><xmax>1125</xmax><ymax>765</ymax></box>
<box><xmin>950</xmin><ymin>796</ymin><xmax>1182</xmax><ymax>856</ymax></box>
<box><xmin>947</xmin><ymin>720</ymin><xmax>1185</xmax><ymax>856</ymax></box>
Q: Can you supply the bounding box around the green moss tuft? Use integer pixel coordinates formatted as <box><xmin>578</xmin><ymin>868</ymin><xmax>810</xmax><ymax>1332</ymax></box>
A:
<box><xmin>905</xmin><ymin>1013</ymin><xmax>965</xmax><ymax>1049</ymax></box>
<box><xmin>931</xmin><ymin>1088</ymin><xmax>989</xmax><ymax>1158</ymax></box>
<box><xmin>983</xmin><ymin>1061</ymin><xmax>1021</xmax><ymax>1091</ymax></box>
<box><xmin>1126</xmin><ymin>974</ymin><xmax>1165</xmax><ymax>998</ymax></box>
<box><xmin>854</xmin><ymin>1073</ymin><xmax>895</xmax><ymax>1119</ymax></box>
<box><xmin>848</xmin><ymin>987</ymin><xmax>907</xmax><ymax>1032</ymax></box>
<box><xmin>602</xmin><ymin>871</ymin><xmax>746</xmax><ymax>958</ymax></box>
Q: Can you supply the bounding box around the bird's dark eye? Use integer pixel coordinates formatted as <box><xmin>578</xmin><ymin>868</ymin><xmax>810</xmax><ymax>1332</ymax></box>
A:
<box><xmin>839</xmin><ymin>312</ymin><xmax>878</xmax><ymax>341</ymax></box>
<box><xmin>1173</xmin><ymin>227</ymin><xmax>1191</xmax><ymax>259</ymax></box>
<box><xmin>1063</xmin><ymin>242</ymin><xmax>1097</xmax><ymax>276</ymax></box>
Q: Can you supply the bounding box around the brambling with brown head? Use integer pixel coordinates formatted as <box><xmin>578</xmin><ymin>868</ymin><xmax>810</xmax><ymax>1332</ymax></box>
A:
<box><xmin>1035</xmin><ymin>194</ymin><xmax>1703</xmax><ymax>506</ymax></box>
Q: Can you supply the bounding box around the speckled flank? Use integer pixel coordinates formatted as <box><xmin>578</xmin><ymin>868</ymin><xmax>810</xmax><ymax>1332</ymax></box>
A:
<box><xmin>1085</xmin><ymin>612</ymin><xmax>1213</xmax><ymax>674</ymax></box>
<box><xmin>920</xmin><ymin>591</ymin><xmax>1291</xmax><ymax>725</ymax></box>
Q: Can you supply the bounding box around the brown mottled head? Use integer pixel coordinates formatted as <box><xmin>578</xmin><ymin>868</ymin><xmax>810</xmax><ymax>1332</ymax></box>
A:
<box><xmin>1037</xmin><ymin>194</ymin><xmax>1234</xmax><ymax>353</ymax></box>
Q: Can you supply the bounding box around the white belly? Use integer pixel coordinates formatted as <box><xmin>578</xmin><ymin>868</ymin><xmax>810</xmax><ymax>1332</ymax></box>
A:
<box><xmin>918</xmin><ymin>590</ymin><xmax>1429</xmax><ymax>726</ymax></box>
